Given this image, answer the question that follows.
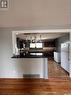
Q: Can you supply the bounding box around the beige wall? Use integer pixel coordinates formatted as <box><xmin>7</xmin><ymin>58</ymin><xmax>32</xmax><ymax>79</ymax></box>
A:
<box><xmin>0</xmin><ymin>0</ymin><xmax>71</xmax><ymax>27</ymax></box>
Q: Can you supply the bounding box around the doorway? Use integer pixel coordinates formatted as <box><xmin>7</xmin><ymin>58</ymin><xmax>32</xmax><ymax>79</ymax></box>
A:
<box><xmin>12</xmin><ymin>29</ymin><xmax>71</xmax><ymax>78</ymax></box>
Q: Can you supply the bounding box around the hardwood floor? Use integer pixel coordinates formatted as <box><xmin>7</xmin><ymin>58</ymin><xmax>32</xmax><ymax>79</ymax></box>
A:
<box><xmin>0</xmin><ymin>78</ymin><xmax>71</xmax><ymax>95</ymax></box>
<box><xmin>48</xmin><ymin>58</ymin><xmax>69</xmax><ymax>77</ymax></box>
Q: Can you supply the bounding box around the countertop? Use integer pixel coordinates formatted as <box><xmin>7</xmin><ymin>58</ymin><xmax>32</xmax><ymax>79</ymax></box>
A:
<box><xmin>12</xmin><ymin>54</ymin><xmax>47</xmax><ymax>58</ymax></box>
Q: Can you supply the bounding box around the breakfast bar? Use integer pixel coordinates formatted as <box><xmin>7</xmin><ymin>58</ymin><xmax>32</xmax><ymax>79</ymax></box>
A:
<box><xmin>12</xmin><ymin>54</ymin><xmax>48</xmax><ymax>79</ymax></box>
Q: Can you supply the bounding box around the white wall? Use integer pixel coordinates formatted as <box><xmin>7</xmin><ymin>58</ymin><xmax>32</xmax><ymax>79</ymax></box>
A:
<box><xmin>0</xmin><ymin>30</ymin><xmax>23</xmax><ymax>78</ymax></box>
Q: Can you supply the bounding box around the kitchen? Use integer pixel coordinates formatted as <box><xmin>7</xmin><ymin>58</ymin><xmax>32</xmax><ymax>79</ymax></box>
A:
<box><xmin>12</xmin><ymin>31</ymin><xmax>70</xmax><ymax>78</ymax></box>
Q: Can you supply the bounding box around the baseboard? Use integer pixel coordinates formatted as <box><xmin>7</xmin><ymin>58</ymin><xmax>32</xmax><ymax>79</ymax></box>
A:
<box><xmin>60</xmin><ymin>66</ymin><xmax>69</xmax><ymax>76</ymax></box>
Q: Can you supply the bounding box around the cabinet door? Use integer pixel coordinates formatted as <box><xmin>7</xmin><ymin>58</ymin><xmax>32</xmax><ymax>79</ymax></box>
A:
<box><xmin>54</xmin><ymin>52</ymin><xmax>60</xmax><ymax>62</ymax></box>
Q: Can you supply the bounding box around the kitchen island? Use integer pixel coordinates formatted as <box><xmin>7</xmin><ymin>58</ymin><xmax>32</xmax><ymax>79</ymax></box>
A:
<box><xmin>12</xmin><ymin>54</ymin><xmax>48</xmax><ymax>79</ymax></box>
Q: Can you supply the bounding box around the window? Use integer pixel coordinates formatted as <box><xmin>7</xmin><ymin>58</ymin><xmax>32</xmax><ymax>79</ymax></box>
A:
<box><xmin>30</xmin><ymin>43</ymin><xmax>35</xmax><ymax>48</ymax></box>
<box><xmin>35</xmin><ymin>43</ymin><xmax>43</xmax><ymax>48</ymax></box>
<box><xmin>30</xmin><ymin>43</ymin><xmax>43</xmax><ymax>48</ymax></box>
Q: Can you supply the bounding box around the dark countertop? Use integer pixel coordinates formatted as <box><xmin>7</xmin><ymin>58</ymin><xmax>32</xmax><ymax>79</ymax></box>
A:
<box><xmin>12</xmin><ymin>54</ymin><xmax>47</xmax><ymax>58</ymax></box>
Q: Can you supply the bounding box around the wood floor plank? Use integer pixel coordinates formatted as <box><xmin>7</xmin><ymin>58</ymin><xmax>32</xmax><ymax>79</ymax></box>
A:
<box><xmin>48</xmin><ymin>58</ymin><xmax>69</xmax><ymax>77</ymax></box>
<box><xmin>0</xmin><ymin>78</ymin><xmax>71</xmax><ymax>95</ymax></box>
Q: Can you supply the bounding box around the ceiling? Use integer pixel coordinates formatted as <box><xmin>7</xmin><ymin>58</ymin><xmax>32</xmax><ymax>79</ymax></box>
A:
<box><xmin>17</xmin><ymin>33</ymin><xmax>66</xmax><ymax>40</ymax></box>
<box><xmin>0</xmin><ymin>0</ymin><xmax>71</xmax><ymax>28</ymax></box>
